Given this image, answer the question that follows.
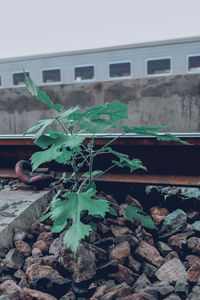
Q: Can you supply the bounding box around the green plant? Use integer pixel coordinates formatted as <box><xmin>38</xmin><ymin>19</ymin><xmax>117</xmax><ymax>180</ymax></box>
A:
<box><xmin>24</xmin><ymin>75</ymin><xmax>189</xmax><ymax>253</ymax></box>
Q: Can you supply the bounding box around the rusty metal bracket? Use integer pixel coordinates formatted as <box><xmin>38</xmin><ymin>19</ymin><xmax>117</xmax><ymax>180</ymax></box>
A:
<box><xmin>15</xmin><ymin>160</ymin><xmax>54</xmax><ymax>186</ymax></box>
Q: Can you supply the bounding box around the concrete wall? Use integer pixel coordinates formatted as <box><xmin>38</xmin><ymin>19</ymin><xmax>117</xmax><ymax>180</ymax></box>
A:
<box><xmin>1</xmin><ymin>73</ymin><xmax>200</xmax><ymax>134</ymax></box>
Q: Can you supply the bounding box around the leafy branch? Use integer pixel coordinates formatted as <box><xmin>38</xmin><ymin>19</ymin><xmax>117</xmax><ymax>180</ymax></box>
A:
<box><xmin>24</xmin><ymin>74</ymin><xmax>189</xmax><ymax>253</ymax></box>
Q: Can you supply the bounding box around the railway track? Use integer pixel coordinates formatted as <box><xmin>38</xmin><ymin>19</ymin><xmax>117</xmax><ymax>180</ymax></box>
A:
<box><xmin>0</xmin><ymin>133</ymin><xmax>200</xmax><ymax>187</ymax></box>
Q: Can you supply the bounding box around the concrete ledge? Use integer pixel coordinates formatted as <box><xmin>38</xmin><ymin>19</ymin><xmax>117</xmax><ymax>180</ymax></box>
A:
<box><xmin>0</xmin><ymin>188</ymin><xmax>53</xmax><ymax>248</ymax></box>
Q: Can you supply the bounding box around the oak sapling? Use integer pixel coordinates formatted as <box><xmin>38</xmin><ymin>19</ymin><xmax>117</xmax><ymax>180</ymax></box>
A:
<box><xmin>24</xmin><ymin>74</ymin><xmax>189</xmax><ymax>253</ymax></box>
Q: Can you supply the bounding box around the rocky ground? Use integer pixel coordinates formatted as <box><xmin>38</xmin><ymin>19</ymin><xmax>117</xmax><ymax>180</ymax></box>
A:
<box><xmin>0</xmin><ymin>182</ymin><xmax>200</xmax><ymax>300</ymax></box>
<box><xmin>0</xmin><ymin>178</ymin><xmax>19</xmax><ymax>191</ymax></box>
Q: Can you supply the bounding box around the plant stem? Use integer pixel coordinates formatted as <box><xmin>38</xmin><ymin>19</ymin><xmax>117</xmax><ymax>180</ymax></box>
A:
<box><xmin>93</xmin><ymin>132</ymin><xmax>126</xmax><ymax>158</ymax></box>
<box><xmin>56</xmin><ymin>119</ymin><xmax>79</xmax><ymax>186</ymax></box>
<box><xmin>88</xmin><ymin>135</ymin><xmax>95</xmax><ymax>184</ymax></box>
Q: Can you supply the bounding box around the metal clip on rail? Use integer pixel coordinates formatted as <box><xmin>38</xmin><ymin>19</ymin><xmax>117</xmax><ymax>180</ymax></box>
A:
<box><xmin>15</xmin><ymin>160</ymin><xmax>54</xmax><ymax>187</ymax></box>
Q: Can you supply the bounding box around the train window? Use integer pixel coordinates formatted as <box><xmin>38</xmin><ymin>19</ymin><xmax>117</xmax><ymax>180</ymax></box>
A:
<box><xmin>147</xmin><ymin>58</ymin><xmax>171</xmax><ymax>75</ymax></box>
<box><xmin>43</xmin><ymin>69</ymin><xmax>61</xmax><ymax>83</ymax></box>
<box><xmin>74</xmin><ymin>65</ymin><xmax>94</xmax><ymax>81</ymax></box>
<box><xmin>13</xmin><ymin>72</ymin><xmax>30</xmax><ymax>85</ymax></box>
<box><xmin>188</xmin><ymin>56</ymin><xmax>200</xmax><ymax>72</ymax></box>
<box><xmin>109</xmin><ymin>62</ymin><xmax>131</xmax><ymax>78</ymax></box>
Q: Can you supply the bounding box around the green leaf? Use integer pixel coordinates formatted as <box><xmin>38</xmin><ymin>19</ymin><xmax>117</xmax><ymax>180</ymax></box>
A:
<box><xmin>112</xmin><ymin>158</ymin><xmax>147</xmax><ymax>172</ymax></box>
<box><xmin>57</xmin><ymin>106</ymin><xmax>81</xmax><ymax>119</ymax></box>
<box><xmin>31</xmin><ymin>131</ymin><xmax>85</xmax><ymax>170</ymax></box>
<box><xmin>31</xmin><ymin>147</ymin><xmax>60</xmax><ymax>171</ymax></box>
<box><xmin>24</xmin><ymin>74</ymin><xmax>63</xmax><ymax>112</ymax></box>
<box><xmin>50</xmin><ymin>172</ymin><xmax>67</xmax><ymax>186</ymax></box>
<box><xmin>64</xmin><ymin>221</ymin><xmax>91</xmax><ymax>252</ymax></box>
<box><xmin>25</xmin><ymin>119</ymin><xmax>54</xmax><ymax>139</ymax></box>
<box><xmin>122</xmin><ymin>125</ymin><xmax>191</xmax><ymax>145</ymax></box>
<box><xmin>156</xmin><ymin>134</ymin><xmax>191</xmax><ymax>145</ymax></box>
<box><xmin>46</xmin><ymin>130</ymin><xmax>85</xmax><ymax>149</ymax></box>
<box><xmin>50</xmin><ymin>188</ymin><xmax>109</xmax><ymax>252</ymax></box>
<box><xmin>122</xmin><ymin>125</ymin><xmax>165</xmax><ymax>135</ymax></box>
<box><xmin>35</xmin><ymin>134</ymin><xmax>54</xmax><ymax>149</ymax></box>
<box><xmin>55</xmin><ymin>147</ymin><xmax>72</xmax><ymax>164</ymax></box>
<box><xmin>82</xmin><ymin>170</ymin><xmax>103</xmax><ymax>178</ymax></box>
<box><xmin>38</xmin><ymin>211</ymin><xmax>52</xmax><ymax>222</ymax></box>
<box><xmin>69</xmin><ymin>102</ymin><xmax>128</xmax><ymax>134</ymax></box>
<box><xmin>123</xmin><ymin>205</ymin><xmax>157</xmax><ymax>229</ymax></box>
<box><xmin>24</xmin><ymin>75</ymin><xmax>38</xmax><ymax>96</ymax></box>
<box><xmin>105</xmin><ymin>147</ymin><xmax>147</xmax><ymax>172</ymax></box>
<box><xmin>109</xmin><ymin>206</ymin><xmax>118</xmax><ymax>216</ymax></box>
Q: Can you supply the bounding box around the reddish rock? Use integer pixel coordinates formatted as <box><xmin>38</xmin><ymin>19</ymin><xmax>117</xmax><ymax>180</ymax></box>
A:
<box><xmin>109</xmin><ymin>264</ymin><xmax>137</xmax><ymax>285</ymax></box>
<box><xmin>41</xmin><ymin>256</ymin><xmax>59</xmax><ymax>269</ymax></box>
<box><xmin>20</xmin><ymin>287</ymin><xmax>57</xmax><ymax>299</ymax></box>
<box><xmin>100</xmin><ymin>282</ymin><xmax>132</xmax><ymax>300</ymax></box>
<box><xmin>26</xmin><ymin>263</ymin><xmax>64</xmax><ymax>283</ymax></box>
<box><xmin>135</xmin><ymin>241</ymin><xmax>163</xmax><ymax>267</ymax></box>
<box><xmin>73</xmin><ymin>244</ymin><xmax>96</xmax><ymax>283</ymax></box>
<box><xmin>23</xmin><ymin>257</ymin><xmax>41</xmax><ymax>272</ymax></box>
<box><xmin>110</xmin><ymin>225</ymin><xmax>133</xmax><ymax>237</ymax></box>
<box><xmin>187</xmin><ymin>237</ymin><xmax>200</xmax><ymax>254</ymax></box>
<box><xmin>25</xmin><ymin>263</ymin><xmax>70</xmax><ymax>296</ymax></box>
<box><xmin>0</xmin><ymin>279</ymin><xmax>22</xmax><ymax>299</ymax></box>
<box><xmin>150</xmin><ymin>206</ymin><xmax>169</xmax><ymax>226</ymax></box>
<box><xmin>32</xmin><ymin>240</ymin><xmax>48</xmax><ymax>253</ymax></box>
<box><xmin>168</xmin><ymin>234</ymin><xmax>187</xmax><ymax>253</ymax></box>
<box><xmin>30</xmin><ymin>222</ymin><xmax>45</xmax><ymax>236</ymax></box>
<box><xmin>37</xmin><ymin>231</ymin><xmax>54</xmax><ymax>248</ymax></box>
<box><xmin>114</xmin><ymin>234</ymin><xmax>139</xmax><ymax>250</ymax></box>
<box><xmin>135</xmin><ymin>226</ymin><xmax>154</xmax><ymax>246</ymax></box>
<box><xmin>155</xmin><ymin>258</ymin><xmax>189</xmax><ymax>282</ymax></box>
<box><xmin>185</xmin><ymin>255</ymin><xmax>200</xmax><ymax>267</ymax></box>
<box><xmin>92</xmin><ymin>284</ymin><xmax>107</xmax><ymax>298</ymax></box>
<box><xmin>109</xmin><ymin>241</ymin><xmax>131</xmax><ymax>263</ymax></box>
<box><xmin>59</xmin><ymin>248</ymin><xmax>75</xmax><ymax>273</ymax></box>
<box><xmin>187</xmin><ymin>262</ymin><xmax>200</xmax><ymax>282</ymax></box>
<box><xmin>14</xmin><ymin>240</ymin><xmax>31</xmax><ymax>257</ymax></box>
<box><xmin>164</xmin><ymin>251</ymin><xmax>179</xmax><ymax>263</ymax></box>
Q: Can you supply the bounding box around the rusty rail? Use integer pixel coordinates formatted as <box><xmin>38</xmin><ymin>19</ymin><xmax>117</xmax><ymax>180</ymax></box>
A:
<box><xmin>0</xmin><ymin>134</ymin><xmax>200</xmax><ymax>187</ymax></box>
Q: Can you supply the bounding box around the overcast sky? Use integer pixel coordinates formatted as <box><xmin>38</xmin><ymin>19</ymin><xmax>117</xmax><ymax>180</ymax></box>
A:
<box><xmin>0</xmin><ymin>0</ymin><xmax>200</xmax><ymax>59</ymax></box>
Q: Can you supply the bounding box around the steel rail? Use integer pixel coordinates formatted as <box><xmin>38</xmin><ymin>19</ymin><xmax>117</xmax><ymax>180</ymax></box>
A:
<box><xmin>0</xmin><ymin>133</ymin><xmax>200</xmax><ymax>187</ymax></box>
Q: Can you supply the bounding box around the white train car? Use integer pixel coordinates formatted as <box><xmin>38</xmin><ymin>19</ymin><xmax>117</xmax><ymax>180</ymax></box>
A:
<box><xmin>0</xmin><ymin>36</ymin><xmax>200</xmax><ymax>89</ymax></box>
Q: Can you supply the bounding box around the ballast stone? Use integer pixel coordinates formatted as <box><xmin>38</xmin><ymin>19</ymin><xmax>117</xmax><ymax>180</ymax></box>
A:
<box><xmin>159</xmin><ymin>209</ymin><xmax>187</xmax><ymax>238</ymax></box>
<box><xmin>155</xmin><ymin>258</ymin><xmax>189</xmax><ymax>282</ymax></box>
